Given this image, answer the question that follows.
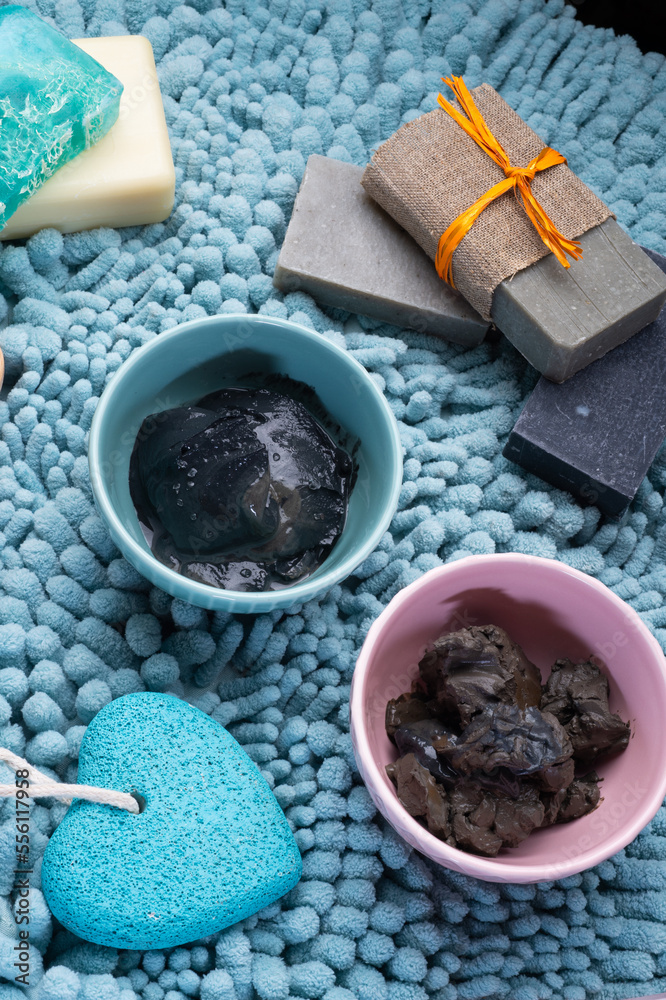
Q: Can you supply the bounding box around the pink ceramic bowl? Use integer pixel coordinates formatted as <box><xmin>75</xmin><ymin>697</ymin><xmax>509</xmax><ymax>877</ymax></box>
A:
<box><xmin>350</xmin><ymin>554</ymin><xmax>666</xmax><ymax>883</ymax></box>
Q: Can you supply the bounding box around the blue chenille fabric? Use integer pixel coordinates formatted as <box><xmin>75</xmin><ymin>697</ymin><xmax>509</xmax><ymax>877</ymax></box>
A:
<box><xmin>1</xmin><ymin>0</ymin><xmax>666</xmax><ymax>998</ymax></box>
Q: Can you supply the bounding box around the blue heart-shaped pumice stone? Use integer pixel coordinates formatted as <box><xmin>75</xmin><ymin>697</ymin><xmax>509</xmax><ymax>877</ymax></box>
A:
<box><xmin>41</xmin><ymin>692</ymin><xmax>302</xmax><ymax>949</ymax></box>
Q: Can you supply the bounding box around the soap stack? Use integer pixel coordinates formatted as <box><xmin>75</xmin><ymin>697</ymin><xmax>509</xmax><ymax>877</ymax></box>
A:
<box><xmin>0</xmin><ymin>6</ymin><xmax>175</xmax><ymax>241</ymax></box>
<box><xmin>274</xmin><ymin>82</ymin><xmax>666</xmax><ymax>519</ymax></box>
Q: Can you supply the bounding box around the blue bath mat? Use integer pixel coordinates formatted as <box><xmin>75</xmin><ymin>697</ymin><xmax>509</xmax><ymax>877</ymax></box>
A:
<box><xmin>1</xmin><ymin>1</ymin><xmax>666</xmax><ymax>999</ymax></box>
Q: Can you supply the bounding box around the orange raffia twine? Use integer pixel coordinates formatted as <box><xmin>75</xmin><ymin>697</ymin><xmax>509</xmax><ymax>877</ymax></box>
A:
<box><xmin>435</xmin><ymin>76</ymin><xmax>583</xmax><ymax>288</ymax></box>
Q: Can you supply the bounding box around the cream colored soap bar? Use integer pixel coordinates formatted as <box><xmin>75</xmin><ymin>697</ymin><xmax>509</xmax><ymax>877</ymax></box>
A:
<box><xmin>1</xmin><ymin>35</ymin><xmax>175</xmax><ymax>241</ymax></box>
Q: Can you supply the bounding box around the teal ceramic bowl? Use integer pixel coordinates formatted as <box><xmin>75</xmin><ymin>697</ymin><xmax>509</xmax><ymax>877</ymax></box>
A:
<box><xmin>88</xmin><ymin>315</ymin><xmax>403</xmax><ymax>613</ymax></box>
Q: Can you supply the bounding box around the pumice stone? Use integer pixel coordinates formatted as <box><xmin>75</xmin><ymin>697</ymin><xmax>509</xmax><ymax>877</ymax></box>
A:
<box><xmin>41</xmin><ymin>693</ymin><xmax>302</xmax><ymax>949</ymax></box>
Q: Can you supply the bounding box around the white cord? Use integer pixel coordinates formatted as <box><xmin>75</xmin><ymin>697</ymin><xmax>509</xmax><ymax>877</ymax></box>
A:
<box><xmin>0</xmin><ymin>747</ymin><xmax>139</xmax><ymax>814</ymax></box>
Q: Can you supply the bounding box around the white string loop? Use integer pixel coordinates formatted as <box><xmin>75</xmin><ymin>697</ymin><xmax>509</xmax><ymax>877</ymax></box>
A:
<box><xmin>0</xmin><ymin>747</ymin><xmax>139</xmax><ymax>814</ymax></box>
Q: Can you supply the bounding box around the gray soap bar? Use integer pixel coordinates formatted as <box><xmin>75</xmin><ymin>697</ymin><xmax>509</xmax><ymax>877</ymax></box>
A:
<box><xmin>503</xmin><ymin>246</ymin><xmax>666</xmax><ymax>519</ymax></box>
<box><xmin>492</xmin><ymin>218</ymin><xmax>666</xmax><ymax>382</ymax></box>
<box><xmin>273</xmin><ymin>155</ymin><xmax>489</xmax><ymax>346</ymax></box>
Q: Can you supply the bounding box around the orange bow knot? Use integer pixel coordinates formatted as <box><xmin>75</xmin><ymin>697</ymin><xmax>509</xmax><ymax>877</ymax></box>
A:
<box><xmin>434</xmin><ymin>77</ymin><xmax>583</xmax><ymax>288</ymax></box>
<box><xmin>504</xmin><ymin>161</ymin><xmax>538</xmax><ymax>182</ymax></box>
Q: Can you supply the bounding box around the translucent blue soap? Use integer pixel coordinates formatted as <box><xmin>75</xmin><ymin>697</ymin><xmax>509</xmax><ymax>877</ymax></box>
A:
<box><xmin>0</xmin><ymin>5</ymin><xmax>123</xmax><ymax>231</ymax></box>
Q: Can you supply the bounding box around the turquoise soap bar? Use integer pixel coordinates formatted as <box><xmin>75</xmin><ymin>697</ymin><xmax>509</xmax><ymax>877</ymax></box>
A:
<box><xmin>0</xmin><ymin>6</ymin><xmax>123</xmax><ymax>231</ymax></box>
<box><xmin>41</xmin><ymin>693</ymin><xmax>302</xmax><ymax>949</ymax></box>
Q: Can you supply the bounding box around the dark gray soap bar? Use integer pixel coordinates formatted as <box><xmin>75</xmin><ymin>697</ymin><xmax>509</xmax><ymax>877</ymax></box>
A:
<box><xmin>503</xmin><ymin>247</ymin><xmax>666</xmax><ymax>519</ymax></box>
<box><xmin>273</xmin><ymin>155</ymin><xmax>489</xmax><ymax>346</ymax></box>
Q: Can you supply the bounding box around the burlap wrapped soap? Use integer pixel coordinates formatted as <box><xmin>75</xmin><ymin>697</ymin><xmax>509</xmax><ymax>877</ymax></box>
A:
<box><xmin>362</xmin><ymin>84</ymin><xmax>666</xmax><ymax>382</ymax></box>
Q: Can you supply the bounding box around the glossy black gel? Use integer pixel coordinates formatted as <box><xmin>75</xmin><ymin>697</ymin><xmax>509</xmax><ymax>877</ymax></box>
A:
<box><xmin>129</xmin><ymin>380</ymin><xmax>354</xmax><ymax>592</ymax></box>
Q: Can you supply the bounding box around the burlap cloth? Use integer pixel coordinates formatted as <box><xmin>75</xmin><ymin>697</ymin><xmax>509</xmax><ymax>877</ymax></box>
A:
<box><xmin>361</xmin><ymin>83</ymin><xmax>612</xmax><ymax>321</ymax></box>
